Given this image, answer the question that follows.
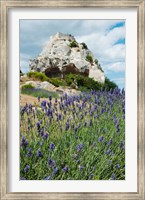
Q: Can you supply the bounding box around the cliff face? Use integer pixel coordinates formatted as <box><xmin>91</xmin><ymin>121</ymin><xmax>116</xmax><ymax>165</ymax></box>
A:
<box><xmin>29</xmin><ymin>32</ymin><xmax>105</xmax><ymax>83</ymax></box>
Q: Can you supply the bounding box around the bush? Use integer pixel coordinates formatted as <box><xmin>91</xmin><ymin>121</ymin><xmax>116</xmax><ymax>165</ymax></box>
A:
<box><xmin>103</xmin><ymin>77</ymin><xmax>118</xmax><ymax>90</ymax></box>
<box><xmin>95</xmin><ymin>59</ymin><xmax>98</xmax><ymax>65</ymax></box>
<box><xmin>81</xmin><ymin>42</ymin><xmax>88</xmax><ymax>49</ymax></box>
<box><xmin>86</xmin><ymin>54</ymin><xmax>93</xmax><ymax>63</ymax></box>
<box><xmin>64</xmin><ymin>73</ymin><xmax>103</xmax><ymax>91</ymax></box>
<box><xmin>27</xmin><ymin>71</ymin><xmax>49</xmax><ymax>81</ymax></box>
<box><xmin>21</xmin><ymin>84</ymin><xmax>35</xmax><ymax>90</ymax></box>
<box><xmin>64</xmin><ymin>73</ymin><xmax>118</xmax><ymax>91</ymax></box>
<box><xmin>49</xmin><ymin>78</ymin><xmax>66</xmax><ymax>87</ymax></box>
<box><xmin>69</xmin><ymin>40</ymin><xmax>79</xmax><ymax>48</ymax></box>
<box><xmin>98</xmin><ymin>64</ymin><xmax>104</xmax><ymax>72</ymax></box>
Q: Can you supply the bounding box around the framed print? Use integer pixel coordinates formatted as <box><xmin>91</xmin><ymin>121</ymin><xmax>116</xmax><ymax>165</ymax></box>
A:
<box><xmin>0</xmin><ymin>0</ymin><xmax>145</xmax><ymax>200</ymax></box>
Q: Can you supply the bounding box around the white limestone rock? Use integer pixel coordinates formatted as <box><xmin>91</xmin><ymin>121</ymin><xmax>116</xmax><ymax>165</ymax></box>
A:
<box><xmin>29</xmin><ymin>32</ymin><xmax>105</xmax><ymax>83</ymax></box>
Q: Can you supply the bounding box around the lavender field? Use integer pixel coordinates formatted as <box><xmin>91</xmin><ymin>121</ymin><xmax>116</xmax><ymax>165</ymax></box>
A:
<box><xmin>20</xmin><ymin>88</ymin><xmax>125</xmax><ymax>180</ymax></box>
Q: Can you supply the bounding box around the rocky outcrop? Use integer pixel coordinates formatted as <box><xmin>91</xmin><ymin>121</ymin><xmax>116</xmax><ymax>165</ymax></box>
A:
<box><xmin>29</xmin><ymin>32</ymin><xmax>105</xmax><ymax>83</ymax></box>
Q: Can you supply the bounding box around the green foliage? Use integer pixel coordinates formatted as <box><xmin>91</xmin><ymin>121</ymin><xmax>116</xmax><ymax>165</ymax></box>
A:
<box><xmin>64</xmin><ymin>73</ymin><xmax>118</xmax><ymax>91</ymax></box>
<box><xmin>103</xmin><ymin>77</ymin><xmax>118</xmax><ymax>90</ymax></box>
<box><xmin>27</xmin><ymin>71</ymin><xmax>49</xmax><ymax>81</ymax></box>
<box><xmin>21</xmin><ymin>84</ymin><xmax>35</xmax><ymax>90</ymax></box>
<box><xmin>49</xmin><ymin>78</ymin><xmax>67</xmax><ymax>87</ymax></box>
<box><xmin>98</xmin><ymin>64</ymin><xmax>104</xmax><ymax>72</ymax></box>
<box><xmin>69</xmin><ymin>40</ymin><xmax>79</xmax><ymax>48</ymax></box>
<box><xmin>81</xmin><ymin>42</ymin><xmax>88</xmax><ymax>49</ymax></box>
<box><xmin>65</xmin><ymin>73</ymin><xmax>103</xmax><ymax>91</ymax></box>
<box><xmin>95</xmin><ymin>59</ymin><xmax>98</xmax><ymax>65</ymax></box>
<box><xmin>86</xmin><ymin>54</ymin><xmax>93</xmax><ymax>63</ymax></box>
<box><xmin>21</xmin><ymin>87</ymin><xmax>59</xmax><ymax>98</ymax></box>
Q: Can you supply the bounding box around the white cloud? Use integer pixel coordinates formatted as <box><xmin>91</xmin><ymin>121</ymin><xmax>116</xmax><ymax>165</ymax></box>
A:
<box><xmin>103</xmin><ymin>62</ymin><xmax>125</xmax><ymax>72</ymax></box>
<box><xmin>20</xmin><ymin>53</ymin><xmax>31</xmax><ymax>72</ymax></box>
<box><xmin>76</xmin><ymin>26</ymin><xmax>125</xmax><ymax>73</ymax></box>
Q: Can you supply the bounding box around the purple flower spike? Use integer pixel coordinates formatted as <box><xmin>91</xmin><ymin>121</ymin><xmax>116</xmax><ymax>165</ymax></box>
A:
<box><xmin>48</xmin><ymin>158</ymin><xmax>55</xmax><ymax>167</ymax></box>
<box><xmin>110</xmin><ymin>173</ymin><xmax>116</xmax><ymax>180</ymax></box>
<box><xmin>36</xmin><ymin>148</ymin><xmax>43</xmax><ymax>157</ymax></box>
<box><xmin>89</xmin><ymin>173</ymin><xmax>94</xmax><ymax>179</ymax></box>
<box><xmin>24</xmin><ymin>165</ymin><xmax>30</xmax><ymax>173</ymax></box>
<box><xmin>53</xmin><ymin>167</ymin><xmax>58</xmax><ymax>175</ymax></box>
<box><xmin>21</xmin><ymin>136</ymin><xmax>28</xmax><ymax>148</ymax></box>
<box><xmin>115</xmin><ymin>164</ymin><xmax>120</xmax><ymax>169</ymax></box>
<box><xmin>44</xmin><ymin>176</ymin><xmax>51</xmax><ymax>180</ymax></box>
<box><xmin>62</xmin><ymin>166</ymin><xmax>68</xmax><ymax>173</ymax></box>
<box><xmin>49</xmin><ymin>143</ymin><xmax>55</xmax><ymax>151</ymax></box>
<box><xmin>41</xmin><ymin>100</ymin><xmax>47</xmax><ymax>107</ymax></box>
<box><xmin>43</xmin><ymin>132</ymin><xmax>49</xmax><ymax>140</ymax></box>
<box><xmin>27</xmin><ymin>148</ymin><xmax>32</xmax><ymax>157</ymax></box>
<box><xmin>106</xmin><ymin>149</ymin><xmax>111</xmax><ymax>155</ymax></box>
<box><xmin>79</xmin><ymin>165</ymin><xmax>84</xmax><ymax>171</ymax></box>
<box><xmin>65</xmin><ymin>122</ymin><xmax>70</xmax><ymax>131</ymax></box>
<box><xmin>20</xmin><ymin>177</ymin><xmax>26</xmax><ymax>180</ymax></box>
<box><xmin>98</xmin><ymin>136</ymin><xmax>104</xmax><ymax>142</ymax></box>
<box><xmin>76</xmin><ymin>143</ymin><xmax>84</xmax><ymax>152</ymax></box>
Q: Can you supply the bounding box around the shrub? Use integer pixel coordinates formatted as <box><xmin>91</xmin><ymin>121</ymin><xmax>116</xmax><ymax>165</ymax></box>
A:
<box><xmin>95</xmin><ymin>59</ymin><xmax>98</xmax><ymax>65</ymax></box>
<box><xmin>86</xmin><ymin>54</ymin><xmax>93</xmax><ymax>63</ymax></box>
<box><xmin>64</xmin><ymin>73</ymin><xmax>104</xmax><ymax>91</ymax></box>
<box><xmin>69</xmin><ymin>40</ymin><xmax>79</xmax><ymax>48</ymax></box>
<box><xmin>98</xmin><ymin>64</ymin><xmax>104</xmax><ymax>72</ymax></box>
<box><xmin>81</xmin><ymin>42</ymin><xmax>88</xmax><ymax>49</ymax></box>
<box><xmin>49</xmin><ymin>78</ymin><xmax>66</xmax><ymax>87</ymax></box>
<box><xmin>65</xmin><ymin>73</ymin><xmax>118</xmax><ymax>91</ymax></box>
<box><xmin>103</xmin><ymin>77</ymin><xmax>118</xmax><ymax>90</ymax></box>
<box><xmin>27</xmin><ymin>71</ymin><xmax>49</xmax><ymax>81</ymax></box>
<box><xmin>21</xmin><ymin>84</ymin><xmax>35</xmax><ymax>90</ymax></box>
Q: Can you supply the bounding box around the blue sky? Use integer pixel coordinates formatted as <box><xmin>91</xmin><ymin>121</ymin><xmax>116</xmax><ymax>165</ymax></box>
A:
<box><xmin>20</xmin><ymin>19</ymin><xmax>125</xmax><ymax>89</ymax></box>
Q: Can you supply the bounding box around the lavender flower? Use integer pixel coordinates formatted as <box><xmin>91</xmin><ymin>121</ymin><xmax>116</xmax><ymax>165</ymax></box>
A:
<box><xmin>53</xmin><ymin>167</ymin><xmax>58</xmax><ymax>175</ymax></box>
<box><xmin>108</xmin><ymin>139</ymin><xmax>113</xmax><ymax>146</ymax></box>
<box><xmin>62</xmin><ymin>166</ymin><xmax>68</xmax><ymax>173</ymax></box>
<box><xmin>44</xmin><ymin>176</ymin><xmax>51</xmax><ymax>180</ymax></box>
<box><xmin>110</xmin><ymin>173</ymin><xmax>116</xmax><ymax>180</ymax></box>
<box><xmin>20</xmin><ymin>177</ymin><xmax>26</xmax><ymax>180</ymax></box>
<box><xmin>41</xmin><ymin>100</ymin><xmax>47</xmax><ymax>107</ymax></box>
<box><xmin>36</xmin><ymin>121</ymin><xmax>40</xmax><ymax>130</ymax></box>
<box><xmin>65</xmin><ymin>122</ymin><xmax>70</xmax><ymax>131</ymax></box>
<box><xmin>76</xmin><ymin>143</ymin><xmax>84</xmax><ymax>152</ymax></box>
<box><xmin>89</xmin><ymin>119</ymin><xmax>93</xmax><ymax>126</ymax></box>
<box><xmin>48</xmin><ymin>158</ymin><xmax>55</xmax><ymax>167</ymax></box>
<box><xmin>24</xmin><ymin>165</ymin><xmax>30</xmax><ymax>173</ymax></box>
<box><xmin>106</xmin><ymin>149</ymin><xmax>111</xmax><ymax>155</ymax></box>
<box><xmin>27</xmin><ymin>148</ymin><xmax>32</xmax><ymax>157</ymax></box>
<box><xmin>43</xmin><ymin>132</ymin><xmax>49</xmax><ymax>140</ymax></box>
<box><xmin>21</xmin><ymin>136</ymin><xmax>28</xmax><ymax>148</ymax></box>
<box><xmin>76</xmin><ymin>159</ymin><xmax>80</xmax><ymax>163</ymax></box>
<box><xmin>119</xmin><ymin>141</ymin><xmax>124</xmax><ymax>149</ymax></box>
<box><xmin>49</xmin><ymin>143</ymin><xmax>55</xmax><ymax>151</ymax></box>
<box><xmin>98</xmin><ymin>136</ymin><xmax>104</xmax><ymax>142</ymax></box>
<box><xmin>115</xmin><ymin>164</ymin><xmax>120</xmax><ymax>169</ymax></box>
<box><xmin>89</xmin><ymin>173</ymin><xmax>94</xmax><ymax>179</ymax></box>
<box><xmin>36</xmin><ymin>148</ymin><xmax>43</xmax><ymax>157</ymax></box>
<box><xmin>72</xmin><ymin>154</ymin><xmax>77</xmax><ymax>159</ymax></box>
<box><xmin>79</xmin><ymin>165</ymin><xmax>84</xmax><ymax>171</ymax></box>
